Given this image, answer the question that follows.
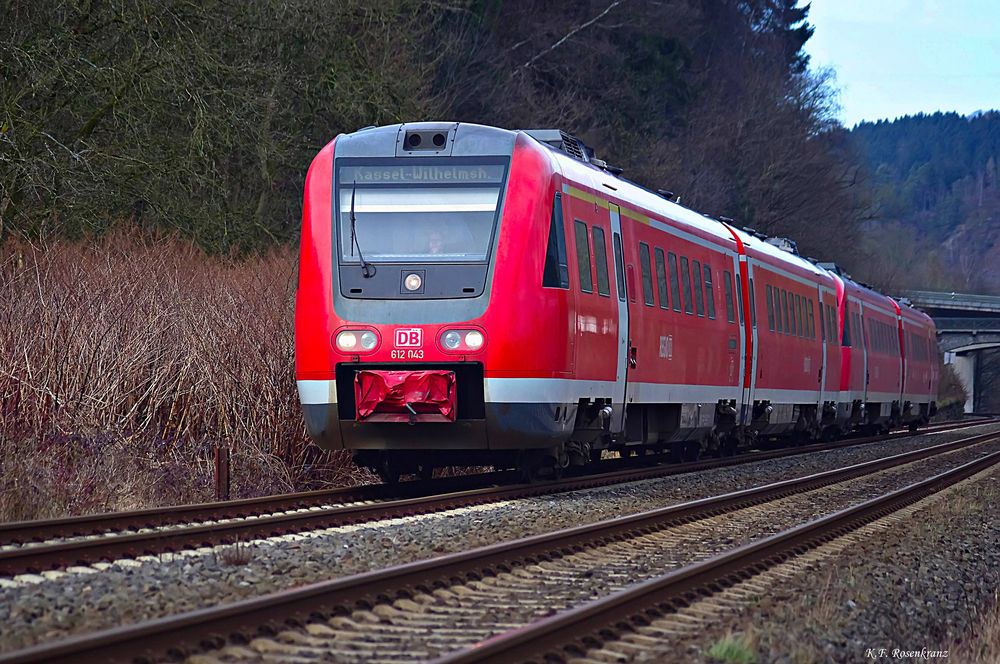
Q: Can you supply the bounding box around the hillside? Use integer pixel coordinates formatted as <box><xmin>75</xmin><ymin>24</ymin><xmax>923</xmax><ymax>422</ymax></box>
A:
<box><xmin>2</xmin><ymin>0</ymin><xmax>862</xmax><ymax>265</ymax></box>
<box><xmin>847</xmin><ymin>112</ymin><xmax>1000</xmax><ymax>293</ymax></box>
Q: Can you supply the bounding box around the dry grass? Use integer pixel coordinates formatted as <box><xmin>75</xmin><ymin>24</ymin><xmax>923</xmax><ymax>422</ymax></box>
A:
<box><xmin>952</xmin><ymin>589</ymin><xmax>1000</xmax><ymax>663</ymax></box>
<box><xmin>1</xmin><ymin>231</ymin><xmax>367</xmax><ymax>521</ymax></box>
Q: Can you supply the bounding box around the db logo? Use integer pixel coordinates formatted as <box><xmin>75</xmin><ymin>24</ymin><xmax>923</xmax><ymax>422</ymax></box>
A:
<box><xmin>394</xmin><ymin>328</ymin><xmax>423</xmax><ymax>348</ymax></box>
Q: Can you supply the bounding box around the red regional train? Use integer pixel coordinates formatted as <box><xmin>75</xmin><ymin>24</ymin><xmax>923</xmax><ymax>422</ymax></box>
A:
<box><xmin>295</xmin><ymin>122</ymin><xmax>939</xmax><ymax>482</ymax></box>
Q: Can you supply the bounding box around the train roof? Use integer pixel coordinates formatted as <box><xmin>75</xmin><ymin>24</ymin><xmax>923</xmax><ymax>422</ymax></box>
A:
<box><xmin>526</xmin><ymin>130</ymin><xmax>833</xmax><ymax>282</ymax></box>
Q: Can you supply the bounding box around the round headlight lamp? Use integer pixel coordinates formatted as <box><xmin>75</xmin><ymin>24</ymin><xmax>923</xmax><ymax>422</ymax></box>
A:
<box><xmin>443</xmin><ymin>330</ymin><xmax>462</xmax><ymax>349</ymax></box>
<box><xmin>465</xmin><ymin>330</ymin><xmax>484</xmax><ymax>349</ymax></box>
<box><xmin>404</xmin><ymin>273</ymin><xmax>422</xmax><ymax>291</ymax></box>
<box><xmin>336</xmin><ymin>331</ymin><xmax>357</xmax><ymax>351</ymax></box>
<box><xmin>360</xmin><ymin>331</ymin><xmax>378</xmax><ymax>350</ymax></box>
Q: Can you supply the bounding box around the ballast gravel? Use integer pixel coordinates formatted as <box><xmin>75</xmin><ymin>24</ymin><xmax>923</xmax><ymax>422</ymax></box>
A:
<box><xmin>1</xmin><ymin>421</ymin><xmax>999</xmax><ymax>654</ymax></box>
<box><xmin>670</xmin><ymin>462</ymin><xmax>1000</xmax><ymax>664</ymax></box>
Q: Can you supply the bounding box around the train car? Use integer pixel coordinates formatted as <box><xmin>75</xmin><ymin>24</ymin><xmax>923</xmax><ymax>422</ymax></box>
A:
<box><xmin>899</xmin><ymin>302</ymin><xmax>939</xmax><ymax>427</ymax></box>
<box><xmin>295</xmin><ymin>122</ymin><xmax>939</xmax><ymax>481</ymax></box>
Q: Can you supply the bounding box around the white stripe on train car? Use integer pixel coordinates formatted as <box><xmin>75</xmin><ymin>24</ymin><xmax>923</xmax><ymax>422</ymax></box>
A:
<box><xmin>297</xmin><ymin>380</ymin><xmax>338</xmax><ymax>404</ymax></box>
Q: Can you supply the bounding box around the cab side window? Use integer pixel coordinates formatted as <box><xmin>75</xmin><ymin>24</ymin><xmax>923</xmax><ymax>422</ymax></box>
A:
<box><xmin>542</xmin><ymin>192</ymin><xmax>569</xmax><ymax>288</ymax></box>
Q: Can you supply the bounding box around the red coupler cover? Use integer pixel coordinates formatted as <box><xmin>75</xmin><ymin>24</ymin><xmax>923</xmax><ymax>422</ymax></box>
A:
<box><xmin>354</xmin><ymin>370</ymin><xmax>457</xmax><ymax>421</ymax></box>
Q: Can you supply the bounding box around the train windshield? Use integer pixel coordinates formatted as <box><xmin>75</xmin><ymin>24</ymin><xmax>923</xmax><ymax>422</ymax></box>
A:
<box><xmin>337</xmin><ymin>160</ymin><xmax>508</xmax><ymax>264</ymax></box>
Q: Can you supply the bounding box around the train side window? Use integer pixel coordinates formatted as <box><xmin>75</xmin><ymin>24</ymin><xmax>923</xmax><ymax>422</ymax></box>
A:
<box><xmin>748</xmin><ymin>277</ymin><xmax>756</xmax><ymax>327</ymax></box>
<box><xmin>723</xmin><ymin>270</ymin><xmax>735</xmax><ymax>323</ymax></box>
<box><xmin>795</xmin><ymin>295</ymin><xmax>804</xmax><ymax>337</ymax></box>
<box><xmin>807</xmin><ymin>299</ymin><xmax>814</xmax><ymax>339</ymax></box>
<box><xmin>591</xmin><ymin>227</ymin><xmax>610</xmax><ymax>297</ymax></box>
<box><xmin>654</xmin><ymin>248</ymin><xmax>669</xmax><ymax>309</ymax></box>
<box><xmin>830</xmin><ymin>307</ymin><xmax>838</xmax><ymax>346</ymax></box>
<box><xmin>736</xmin><ymin>279</ymin><xmax>744</xmax><ymax>321</ymax></box>
<box><xmin>766</xmin><ymin>285</ymin><xmax>776</xmax><ymax>331</ymax></box>
<box><xmin>668</xmin><ymin>253</ymin><xmax>682</xmax><ymax>312</ymax></box>
<box><xmin>542</xmin><ymin>192</ymin><xmax>569</xmax><ymax>288</ymax></box>
<box><xmin>783</xmin><ymin>290</ymin><xmax>793</xmax><ymax>336</ymax></box>
<box><xmin>574</xmin><ymin>221</ymin><xmax>593</xmax><ymax>294</ymax></box>
<box><xmin>639</xmin><ymin>242</ymin><xmax>654</xmax><ymax>306</ymax></box>
<box><xmin>693</xmin><ymin>261</ymin><xmax>705</xmax><ymax>316</ymax></box>
<box><xmin>613</xmin><ymin>231</ymin><xmax>626</xmax><ymax>302</ymax></box>
<box><xmin>819</xmin><ymin>300</ymin><xmax>826</xmax><ymax>341</ymax></box>
<box><xmin>775</xmin><ymin>288</ymin><xmax>783</xmax><ymax>333</ymax></box>
<box><xmin>780</xmin><ymin>290</ymin><xmax>788</xmax><ymax>334</ymax></box>
<box><xmin>842</xmin><ymin>308</ymin><xmax>852</xmax><ymax>346</ymax></box>
<box><xmin>680</xmin><ymin>256</ymin><xmax>694</xmax><ymax>314</ymax></box>
<box><xmin>704</xmin><ymin>266</ymin><xmax>716</xmax><ymax>319</ymax></box>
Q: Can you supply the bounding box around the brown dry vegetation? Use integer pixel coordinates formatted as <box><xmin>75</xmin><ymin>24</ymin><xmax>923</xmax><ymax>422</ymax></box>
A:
<box><xmin>0</xmin><ymin>232</ymin><xmax>365</xmax><ymax>522</ymax></box>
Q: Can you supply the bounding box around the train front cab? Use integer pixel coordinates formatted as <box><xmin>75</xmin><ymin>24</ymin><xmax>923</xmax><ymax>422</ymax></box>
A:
<box><xmin>296</xmin><ymin>123</ymin><xmax>599</xmax><ymax>477</ymax></box>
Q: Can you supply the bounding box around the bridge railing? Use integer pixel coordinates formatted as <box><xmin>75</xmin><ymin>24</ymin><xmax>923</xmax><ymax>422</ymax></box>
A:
<box><xmin>905</xmin><ymin>290</ymin><xmax>1000</xmax><ymax>312</ymax></box>
<box><xmin>933</xmin><ymin>317</ymin><xmax>1000</xmax><ymax>332</ymax></box>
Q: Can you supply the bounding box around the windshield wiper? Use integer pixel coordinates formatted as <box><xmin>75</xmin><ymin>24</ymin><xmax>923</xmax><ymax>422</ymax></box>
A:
<box><xmin>349</xmin><ymin>180</ymin><xmax>376</xmax><ymax>278</ymax></box>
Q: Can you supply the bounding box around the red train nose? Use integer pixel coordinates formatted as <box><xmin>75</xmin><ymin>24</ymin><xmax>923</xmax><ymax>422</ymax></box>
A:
<box><xmin>354</xmin><ymin>369</ymin><xmax>457</xmax><ymax>423</ymax></box>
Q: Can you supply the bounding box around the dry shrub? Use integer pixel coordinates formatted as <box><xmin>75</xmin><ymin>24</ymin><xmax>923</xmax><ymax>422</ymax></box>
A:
<box><xmin>0</xmin><ymin>231</ymin><xmax>363</xmax><ymax>521</ymax></box>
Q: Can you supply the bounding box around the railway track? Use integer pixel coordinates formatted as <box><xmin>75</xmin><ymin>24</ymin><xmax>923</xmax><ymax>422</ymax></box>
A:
<box><xmin>2</xmin><ymin>429</ymin><xmax>997</xmax><ymax>663</ymax></box>
<box><xmin>436</xmin><ymin>445</ymin><xmax>1000</xmax><ymax>664</ymax></box>
<box><xmin>0</xmin><ymin>419</ymin><xmax>990</xmax><ymax>577</ymax></box>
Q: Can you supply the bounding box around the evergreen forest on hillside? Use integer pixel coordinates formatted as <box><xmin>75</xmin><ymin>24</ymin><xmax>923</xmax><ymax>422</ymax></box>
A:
<box><xmin>2</xmin><ymin>0</ymin><xmax>998</xmax><ymax>293</ymax></box>
<box><xmin>849</xmin><ymin>112</ymin><xmax>1000</xmax><ymax>293</ymax></box>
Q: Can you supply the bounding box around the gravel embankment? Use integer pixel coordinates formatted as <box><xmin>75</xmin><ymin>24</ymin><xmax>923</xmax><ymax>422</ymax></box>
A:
<box><xmin>1</xmin><ymin>422</ymin><xmax>998</xmax><ymax>654</ymax></box>
<box><xmin>663</xmin><ymin>463</ymin><xmax>1000</xmax><ymax>663</ymax></box>
<box><xmin>195</xmin><ymin>441</ymin><xmax>1000</xmax><ymax>663</ymax></box>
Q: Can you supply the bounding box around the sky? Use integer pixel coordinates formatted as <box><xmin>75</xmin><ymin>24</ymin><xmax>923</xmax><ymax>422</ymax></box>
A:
<box><xmin>804</xmin><ymin>0</ymin><xmax>1000</xmax><ymax>127</ymax></box>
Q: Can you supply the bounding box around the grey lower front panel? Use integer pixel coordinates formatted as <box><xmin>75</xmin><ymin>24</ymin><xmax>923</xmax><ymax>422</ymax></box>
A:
<box><xmin>302</xmin><ymin>401</ymin><xmax>576</xmax><ymax>451</ymax></box>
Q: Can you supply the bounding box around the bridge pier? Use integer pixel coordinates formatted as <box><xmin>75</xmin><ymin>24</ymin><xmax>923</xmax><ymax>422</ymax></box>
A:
<box><xmin>944</xmin><ymin>352</ymin><xmax>976</xmax><ymax>413</ymax></box>
<box><xmin>903</xmin><ymin>289</ymin><xmax>1000</xmax><ymax>416</ymax></box>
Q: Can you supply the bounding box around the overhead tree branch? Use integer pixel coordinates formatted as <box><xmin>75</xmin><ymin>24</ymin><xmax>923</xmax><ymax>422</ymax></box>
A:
<box><xmin>520</xmin><ymin>0</ymin><xmax>627</xmax><ymax>70</ymax></box>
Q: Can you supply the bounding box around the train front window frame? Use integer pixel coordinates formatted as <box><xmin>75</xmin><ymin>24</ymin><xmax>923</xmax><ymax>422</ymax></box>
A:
<box><xmin>334</xmin><ymin>157</ymin><xmax>508</xmax><ymax>266</ymax></box>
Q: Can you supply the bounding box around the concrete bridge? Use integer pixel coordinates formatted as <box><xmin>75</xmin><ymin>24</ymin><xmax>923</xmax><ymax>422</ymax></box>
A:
<box><xmin>904</xmin><ymin>290</ymin><xmax>1000</xmax><ymax>412</ymax></box>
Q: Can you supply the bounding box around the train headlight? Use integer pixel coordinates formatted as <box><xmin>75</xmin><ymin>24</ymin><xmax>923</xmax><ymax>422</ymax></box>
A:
<box><xmin>439</xmin><ymin>328</ymin><xmax>486</xmax><ymax>353</ymax></box>
<box><xmin>360</xmin><ymin>331</ymin><xmax>378</xmax><ymax>350</ymax></box>
<box><xmin>336</xmin><ymin>331</ymin><xmax>357</xmax><ymax>351</ymax></box>
<box><xmin>443</xmin><ymin>330</ymin><xmax>462</xmax><ymax>349</ymax></box>
<box><xmin>404</xmin><ymin>273</ymin><xmax>423</xmax><ymax>291</ymax></box>
<box><xmin>334</xmin><ymin>329</ymin><xmax>379</xmax><ymax>353</ymax></box>
<box><xmin>465</xmin><ymin>330</ymin><xmax>484</xmax><ymax>349</ymax></box>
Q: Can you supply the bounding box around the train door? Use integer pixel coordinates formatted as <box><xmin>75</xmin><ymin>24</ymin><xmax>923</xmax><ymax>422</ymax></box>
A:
<box><xmin>609</xmin><ymin>204</ymin><xmax>629</xmax><ymax>434</ymax></box>
<box><xmin>734</xmin><ymin>254</ymin><xmax>755</xmax><ymax>424</ymax></box>
<box><xmin>859</xmin><ymin>301</ymin><xmax>869</xmax><ymax>404</ymax></box>
<box><xmin>816</xmin><ymin>284</ymin><xmax>826</xmax><ymax>416</ymax></box>
<box><xmin>745</xmin><ymin>259</ymin><xmax>759</xmax><ymax>409</ymax></box>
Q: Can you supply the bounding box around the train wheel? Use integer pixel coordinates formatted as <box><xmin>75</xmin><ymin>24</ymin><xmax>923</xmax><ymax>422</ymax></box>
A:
<box><xmin>682</xmin><ymin>441</ymin><xmax>700</xmax><ymax>462</ymax></box>
<box><xmin>908</xmin><ymin>421</ymin><xmax>920</xmax><ymax>433</ymax></box>
<box><xmin>377</xmin><ymin>465</ymin><xmax>401</xmax><ymax>484</ymax></box>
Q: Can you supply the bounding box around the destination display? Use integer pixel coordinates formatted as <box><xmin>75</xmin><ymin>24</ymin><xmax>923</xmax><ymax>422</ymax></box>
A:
<box><xmin>339</xmin><ymin>163</ymin><xmax>505</xmax><ymax>185</ymax></box>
